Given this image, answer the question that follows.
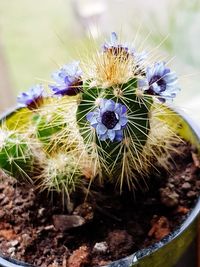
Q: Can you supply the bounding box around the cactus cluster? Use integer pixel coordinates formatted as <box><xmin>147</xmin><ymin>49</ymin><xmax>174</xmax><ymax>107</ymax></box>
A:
<box><xmin>0</xmin><ymin>32</ymin><xmax>181</xmax><ymax>202</ymax></box>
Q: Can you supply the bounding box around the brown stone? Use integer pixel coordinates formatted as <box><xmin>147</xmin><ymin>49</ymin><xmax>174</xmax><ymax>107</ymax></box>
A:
<box><xmin>53</xmin><ymin>215</ymin><xmax>85</xmax><ymax>231</ymax></box>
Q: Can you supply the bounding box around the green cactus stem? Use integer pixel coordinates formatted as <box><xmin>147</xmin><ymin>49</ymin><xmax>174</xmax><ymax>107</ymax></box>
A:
<box><xmin>77</xmin><ymin>78</ymin><xmax>153</xmax><ymax>182</ymax></box>
<box><xmin>0</xmin><ymin>130</ymin><xmax>35</xmax><ymax>182</ymax></box>
<box><xmin>37</xmin><ymin>152</ymin><xmax>83</xmax><ymax>210</ymax></box>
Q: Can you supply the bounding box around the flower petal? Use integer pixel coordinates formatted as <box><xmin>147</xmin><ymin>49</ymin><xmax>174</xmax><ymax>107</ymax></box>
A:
<box><xmin>17</xmin><ymin>84</ymin><xmax>44</xmax><ymax>108</ymax></box>
<box><xmin>96</xmin><ymin>123</ymin><xmax>107</xmax><ymax>135</ymax></box>
<box><xmin>115</xmin><ymin>130</ymin><xmax>123</xmax><ymax>141</ymax></box>
<box><xmin>86</xmin><ymin>98</ymin><xmax>127</xmax><ymax>142</ymax></box>
<box><xmin>107</xmin><ymin>130</ymin><xmax>116</xmax><ymax>141</ymax></box>
<box><xmin>50</xmin><ymin>61</ymin><xmax>82</xmax><ymax>96</ymax></box>
<box><xmin>142</xmin><ymin>62</ymin><xmax>180</xmax><ymax>102</ymax></box>
<box><xmin>119</xmin><ymin>117</ymin><xmax>128</xmax><ymax>126</ymax></box>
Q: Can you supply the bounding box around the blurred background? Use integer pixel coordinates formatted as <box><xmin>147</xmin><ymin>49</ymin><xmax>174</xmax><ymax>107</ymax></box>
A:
<box><xmin>0</xmin><ymin>0</ymin><xmax>200</xmax><ymax>121</ymax></box>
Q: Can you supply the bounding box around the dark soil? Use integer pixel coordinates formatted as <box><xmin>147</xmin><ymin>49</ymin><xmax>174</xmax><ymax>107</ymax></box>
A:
<box><xmin>0</xmin><ymin>143</ymin><xmax>199</xmax><ymax>267</ymax></box>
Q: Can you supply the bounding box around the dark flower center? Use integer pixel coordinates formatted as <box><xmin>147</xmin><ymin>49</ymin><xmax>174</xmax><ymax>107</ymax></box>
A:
<box><xmin>27</xmin><ymin>96</ymin><xmax>43</xmax><ymax>110</ymax></box>
<box><xmin>66</xmin><ymin>79</ymin><xmax>83</xmax><ymax>96</ymax></box>
<box><xmin>55</xmin><ymin>78</ymin><xmax>83</xmax><ymax>96</ymax></box>
<box><xmin>107</xmin><ymin>46</ymin><xmax>129</xmax><ymax>60</ymax></box>
<box><xmin>149</xmin><ymin>75</ymin><xmax>166</xmax><ymax>93</ymax></box>
<box><xmin>102</xmin><ymin>111</ymin><xmax>119</xmax><ymax>129</ymax></box>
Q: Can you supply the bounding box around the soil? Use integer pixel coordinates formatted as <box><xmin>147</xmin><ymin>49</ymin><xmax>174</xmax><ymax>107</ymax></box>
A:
<box><xmin>0</xmin><ymin>143</ymin><xmax>199</xmax><ymax>267</ymax></box>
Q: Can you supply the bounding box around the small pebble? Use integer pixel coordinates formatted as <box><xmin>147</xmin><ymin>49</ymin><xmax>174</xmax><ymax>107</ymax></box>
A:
<box><xmin>43</xmin><ymin>248</ymin><xmax>51</xmax><ymax>256</ymax></box>
<box><xmin>0</xmin><ymin>210</ymin><xmax>5</xmax><ymax>218</ymax></box>
<box><xmin>9</xmin><ymin>240</ymin><xmax>19</xmax><ymax>247</ymax></box>
<box><xmin>73</xmin><ymin>202</ymin><xmax>94</xmax><ymax>222</ymax></box>
<box><xmin>195</xmin><ymin>180</ymin><xmax>200</xmax><ymax>190</ymax></box>
<box><xmin>7</xmin><ymin>247</ymin><xmax>16</xmax><ymax>254</ymax></box>
<box><xmin>0</xmin><ymin>193</ymin><xmax>6</xmax><ymax>201</ymax></box>
<box><xmin>183</xmin><ymin>175</ymin><xmax>192</xmax><ymax>182</ymax></box>
<box><xmin>1</xmin><ymin>196</ymin><xmax>9</xmax><ymax>205</ymax></box>
<box><xmin>93</xmin><ymin>242</ymin><xmax>108</xmax><ymax>254</ymax></box>
<box><xmin>191</xmin><ymin>152</ymin><xmax>200</xmax><ymax>167</ymax></box>
<box><xmin>159</xmin><ymin>187</ymin><xmax>179</xmax><ymax>208</ymax></box>
<box><xmin>44</xmin><ymin>225</ymin><xmax>55</xmax><ymax>231</ymax></box>
<box><xmin>53</xmin><ymin>215</ymin><xmax>86</xmax><ymax>231</ymax></box>
<box><xmin>21</xmin><ymin>233</ymin><xmax>32</xmax><ymax>246</ymax></box>
<box><xmin>169</xmin><ymin>177</ymin><xmax>179</xmax><ymax>186</ymax></box>
<box><xmin>38</xmin><ymin>208</ymin><xmax>45</xmax><ymax>217</ymax></box>
<box><xmin>187</xmin><ymin>191</ymin><xmax>196</xmax><ymax>198</ymax></box>
<box><xmin>167</xmin><ymin>183</ymin><xmax>174</xmax><ymax>189</ymax></box>
<box><xmin>182</xmin><ymin>182</ymin><xmax>191</xmax><ymax>190</ymax></box>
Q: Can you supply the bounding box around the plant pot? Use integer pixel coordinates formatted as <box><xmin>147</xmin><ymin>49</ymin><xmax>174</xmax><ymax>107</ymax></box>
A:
<box><xmin>0</xmin><ymin>107</ymin><xmax>199</xmax><ymax>267</ymax></box>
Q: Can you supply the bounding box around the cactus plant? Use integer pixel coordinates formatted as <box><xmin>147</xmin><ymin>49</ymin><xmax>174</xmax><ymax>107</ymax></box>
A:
<box><xmin>0</xmin><ymin>32</ymin><xmax>181</xmax><ymax>200</ymax></box>
<box><xmin>0</xmin><ymin>128</ymin><xmax>42</xmax><ymax>182</ymax></box>
<box><xmin>37</xmin><ymin>152</ymin><xmax>83</xmax><ymax>210</ymax></box>
<box><xmin>76</xmin><ymin>33</ymin><xmax>180</xmax><ymax>190</ymax></box>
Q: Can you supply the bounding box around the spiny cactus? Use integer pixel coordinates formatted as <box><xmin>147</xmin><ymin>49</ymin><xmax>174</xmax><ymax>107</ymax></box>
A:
<box><xmin>0</xmin><ymin>32</ymin><xmax>181</xmax><ymax>198</ymax></box>
<box><xmin>76</xmin><ymin>33</ymin><xmax>179</xmax><ymax>189</ymax></box>
<box><xmin>37</xmin><ymin>152</ymin><xmax>83</xmax><ymax>209</ymax></box>
<box><xmin>32</xmin><ymin>105</ymin><xmax>68</xmax><ymax>150</ymax></box>
<box><xmin>0</xmin><ymin>129</ymin><xmax>38</xmax><ymax>182</ymax></box>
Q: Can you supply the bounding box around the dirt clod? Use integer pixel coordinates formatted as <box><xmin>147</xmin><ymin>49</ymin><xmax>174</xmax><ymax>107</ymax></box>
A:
<box><xmin>73</xmin><ymin>202</ymin><xmax>94</xmax><ymax>222</ymax></box>
<box><xmin>176</xmin><ymin>206</ymin><xmax>189</xmax><ymax>215</ymax></box>
<box><xmin>68</xmin><ymin>246</ymin><xmax>89</xmax><ymax>267</ymax></box>
<box><xmin>106</xmin><ymin>230</ymin><xmax>134</xmax><ymax>259</ymax></box>
<box><xmin>148</xmin><ymin>216</ymin><xmax>170</xmax><ymax>241</ymax></box>
<box><xmin>159</xmin><ymin>187</ymin><xmax>179</xmax><ymax>207</ymax></box>
<box><xmin>0</xmin><ymin>228</ymin><xmax>16</xmax><ymax>241</ymax></box>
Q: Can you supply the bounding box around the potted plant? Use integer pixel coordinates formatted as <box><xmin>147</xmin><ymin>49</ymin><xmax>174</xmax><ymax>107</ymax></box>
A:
<box><xmin>0</xmin><ymin>32</ymin><xmax>199</xmax><ymax>267</ymax></box>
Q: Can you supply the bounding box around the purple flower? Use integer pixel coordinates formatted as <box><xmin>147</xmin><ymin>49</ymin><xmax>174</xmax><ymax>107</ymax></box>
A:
<box><xmin>86</xmin><ymin>99</ymin><xmax>128</xmax><ymax>142</ymax></box>
<box><xmin>102</xmin><ymin>32</ymin><xmax>129</xmax><ymax>57</ymax></box>
<box><xmin>139</xmin><ymin>62</ymin><xmax>180</xmax><ymax>102</ymax></box>
<box><xmin>103</xmin><ymin>32</ymin><xmax>147</xmax><ymax>68</ymax></box>
<box><xmin>17</xmin><ymin>84</ymin><xmax>44</xmax><ymax>109</ymax></box>
<box><xmin>50</xmin><ymin>61</ymin><xmax>83</xmax><ymax>96</ymax></box>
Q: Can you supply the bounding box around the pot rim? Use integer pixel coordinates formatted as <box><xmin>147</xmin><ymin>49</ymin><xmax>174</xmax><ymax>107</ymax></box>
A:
<box><xmin>0</xmin><ymin>106</ymin><xmax>199</xmax><ymax>267</ymax></box>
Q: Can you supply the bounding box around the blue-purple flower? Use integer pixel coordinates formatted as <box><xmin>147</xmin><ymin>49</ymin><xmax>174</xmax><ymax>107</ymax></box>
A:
<box><xmin>49</xmin><ymin>61</ymin><xmax>83</xmax><ymax>96</ymax></box>
<box><xmin>139</xmin><ymin>62</ymin><xmax>180</xmax><ymax>102</ymax></box>
<box><xmin>103</xmin><ymin>32</ymin><xmax>129</xmax><ymax>57</ymax></box>
<box><xmin>86</xmin><ymin>99</ymin><xmax>128</xmax><ymax>142</ymax></box>
<box><xmin>103</xmin><ymin>32</ymin><xmax>147</xmax><ymax>69</ymax></box>
<box><xmin>17</xmin><ymin>84</ymin><xmax>44</xmax><ymax>109</ymax></box>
